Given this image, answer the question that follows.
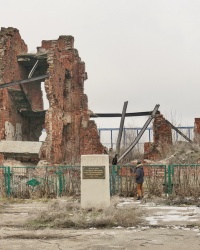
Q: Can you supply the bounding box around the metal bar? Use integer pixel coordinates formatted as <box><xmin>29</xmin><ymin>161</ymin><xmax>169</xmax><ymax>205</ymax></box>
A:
<box><xmin>123</xmin><ymin>129</ymin><xmax>126</xmax><ymax>147</ymax></box>
<box><xmin>149</xmin><ymin>129</ymin><xmax>151</xmax><ymax>142</ymax></box>
<box><xmin>58</xmin><ymin>172</ymin><xmax>62</xmax><ymax>196</ymax></box>
<box><xmin>0</xmin><ymin>74</ymin><xmax>49</xmax><ymax>89</ymax></box>
<box><xmin>28</xmin><ymin>60</ymin><xmax>39</xmax><ymax>78</ymax></box>
<box><xmin>168</xmin><ymin>165</ymin><xmax>172</xmax><ymax>194</ymax></box>
<box><xmin>117</xmin><ymin>104</ymin><xmax>160</xmax><ymax>163</ymax></box>
<box><xmin>98</xmin><ymin>127</ymin><xmax>149</xmax><ymax>131</ymax></box>
<box><xmin>7</xmin><ymin>167</ymin><xmax>11</xmax><ymax>197</ymax></box>
<box><xmin>4</xmin><ymin>167</ymin><xmax>11</xmax><ymax>197</ymax></box>
<box><xmin>98</xmin><ymin>126</ymin><xmax>194</xmax><ymax>131</ymax></box>
<box><xmin>116</xmin><ymin>101</ymin><xmax>128</xmax><ymax>155</ymax></box>
<box><xmin>4</xmin><ymin>167</ymin><xmax>7</xmax><ymax>196</ymax></box>
<box><xmin>90</xmin><ymin>111</ymin><xmax>160</xmax><ymax>118</ymax></box>
<box><xmin>164</xmin><ymin>165</ymin><xmax>167</xmax><ymax>193</ymax></box>
<box><xmin>111</xmin><ymin>130</ymin><xmax>113</xmax><ymax>149</ymax></box>
<box><xmin>165</xmin><ymin>119</ymin><xmax>193</xmax><ymax>143</ymax></box>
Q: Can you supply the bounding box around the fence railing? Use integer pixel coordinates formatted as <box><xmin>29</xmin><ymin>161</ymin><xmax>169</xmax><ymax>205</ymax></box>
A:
<box><xmin>0</xmin><ymin>166</ymin><xmax>81</xmax><ymax>198</ymax></box>
<box><xmin>171</xmin><ymin>164</ymin><xmax>200</xmax><ymax>197</ymax></box>
<box><xmin>98</xmin><ymin>126</ymin><xmax>194</xmax><ymax>149</ymax></box>
<box><xmin>110</xmin><ymin>164</ymin><xmax>200</xmax><ymax>197</ymax></box>
<box><xmin>1</xmin><ymin>164</ymin><xmax>200</xmax><ymax>198</ymax></box>
<box><xmin>110</xmin><ymin>164</ymin><xmax>167</xmax><ymax>196</ymax></box>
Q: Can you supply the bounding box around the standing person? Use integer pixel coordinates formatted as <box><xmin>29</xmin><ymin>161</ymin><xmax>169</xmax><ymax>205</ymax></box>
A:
<box><xmin>112</xmin><ymin>154</ymin><xmax>118</xmax><ymax>165</ymax></box>
<box><xmin>135</xmin><ymin>161</ymin><xmax>144</xmax><ymax>200</ymax></box>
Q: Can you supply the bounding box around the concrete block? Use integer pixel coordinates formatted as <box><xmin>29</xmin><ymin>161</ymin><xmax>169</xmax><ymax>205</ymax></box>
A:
<box><xmin>81</xmin><ymin>154</ymin><xmax>110</xmax><ymax>209</ymax></box>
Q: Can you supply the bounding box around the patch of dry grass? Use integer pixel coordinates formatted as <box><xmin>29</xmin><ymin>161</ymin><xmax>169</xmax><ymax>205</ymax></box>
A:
<box><xmin>26</xmin><ymin>197</ymin><xmax>142</xmax><ymax>229</ymax></box>
<box><xmin>0</xmin><ymin>197</ymin><xmax>50</xmax><ymax>204</ymax></box>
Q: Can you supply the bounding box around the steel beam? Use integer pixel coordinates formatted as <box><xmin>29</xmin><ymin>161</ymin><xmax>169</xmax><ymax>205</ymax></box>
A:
<box><xmin>117</xmin><ymin>104</ymin><xmax>160</xmax><ymax>163</ymax></box>
<box><xmin>116</xmin><ymin>101</ymin><xmax>128</xmax><ymax>155</ymax></box>
<box><xmin>165</xmin><ymin>119</ymin><xmax>193</xmax><ymax>143</ymax></box>
<box><xmin>28</xmin><ymin>60</ymin><xmax>39</xmax><ymax>78</ymax></box>
<box><xmin>90</xmin><ymin>111</ymin><xmax>160</xmax><ymax>118</ymax></box>
<box><xmin>0</xmin><ymin>74</ymin><xmax>49</xmax><ymax>89</ymax></box>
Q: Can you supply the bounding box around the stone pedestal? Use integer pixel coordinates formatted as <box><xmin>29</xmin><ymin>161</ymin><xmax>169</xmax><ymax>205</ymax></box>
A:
<box><xmin>81</xmin><ymin>154</ymin><xmax>110</xmax><ymax>209</ymax></box>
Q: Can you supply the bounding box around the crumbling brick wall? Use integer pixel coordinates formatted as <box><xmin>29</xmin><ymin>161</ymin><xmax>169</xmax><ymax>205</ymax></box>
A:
<box><xmin>39</xmin><ymin>36</ymin><xmax>104</xmax><ymax>164</ymax></box>
<box><xmin>0</xmin><ymin>27</ymin><xmax>104</xmax><ymax>165</ymax></box>
<box><xmin>144</xmin><ymin>142</ymin><xmax>160</xmax><ymax>161</ymax></box>
<box><xmin>194</xmin><ymin>118</ymin><xmax>200</xmax><ymax>143</ymax></box>
<box><xmin>0</xmin><ymin>27</ymin><xmax>43</xmax><ymax>143</ymax></box>
<box><xmin>144</xmin><ymin>114</ymin><xmax>172</xmax><ymax>160</ymax></box>
<box><xmin>153</xmin><ymin>114</ymin><xmax>173</xmax><ymax>146</ymax></box>
<box><xmin>0</xmin><ymin>28</ymin><xmax>26</xmax><ymax>141</ymax></box>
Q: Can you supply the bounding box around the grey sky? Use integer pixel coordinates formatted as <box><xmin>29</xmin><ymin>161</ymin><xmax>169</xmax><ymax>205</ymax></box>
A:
<box><xmin>1</xmin><ymin>0</ymin><xmax>200</xmax><ymax>128</ymax></box>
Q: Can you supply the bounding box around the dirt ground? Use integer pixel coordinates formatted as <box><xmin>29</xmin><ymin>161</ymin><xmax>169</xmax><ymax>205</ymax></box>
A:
<box><xmin>0</xmin><ymin>199</ymin><xmax>200</xmax><ymax>250</ymax></box>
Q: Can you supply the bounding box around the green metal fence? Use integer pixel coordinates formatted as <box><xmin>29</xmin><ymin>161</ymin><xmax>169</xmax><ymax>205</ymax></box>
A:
<box><xmin>170</xmin><ymin>164</ymin><xmax>200</xmax><ymax>197</ymax></box>
<box><xmin>0</xmin><ymin>167</ymin><xmax>7</xmax><ymax>197</ymax></box>
<box><xmin>1</xmin><ymin>164</ymin><xmax>200</xmax><ymax>198</ymax></box>
<box><xmin>110</xmin><ymin>164</ymin><xmax>167</xmax><ymax>196</ymax></box>
<box><xmin>110</xmin><ymin>164</ymin><xmax>200</xmax><ymax>197</ymax></box>
<box><xmin>0</xmin><ymin>166</ymin><xmax>81</xmax><ymax>198</ymax></box>
<box><xmin>56</xmin><ymin>166</ymin><xmax>80</xmax><ymax>196</ymax></box>
<box><xmin>143</xmin><ymin>164</ymin><xmax>167</xmax><ymax>197</ymax></box>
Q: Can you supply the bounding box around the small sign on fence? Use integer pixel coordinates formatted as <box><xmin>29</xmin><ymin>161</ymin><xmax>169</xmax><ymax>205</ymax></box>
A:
<box><xmin>26</xmin><ymin>179</ymin><xmax>40</xmax><ymax>187</ymax></box>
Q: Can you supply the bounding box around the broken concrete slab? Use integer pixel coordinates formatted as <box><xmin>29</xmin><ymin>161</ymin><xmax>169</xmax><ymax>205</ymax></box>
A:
<box><xmin>0</xmin><ymin>141</ymin><xmax>42</xmax><ymax>154</ymax></box>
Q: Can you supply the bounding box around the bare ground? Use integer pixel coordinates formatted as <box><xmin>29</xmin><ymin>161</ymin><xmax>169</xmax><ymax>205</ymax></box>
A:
<box><xmin>0</xmin><ymin>199</ymin><xmax>200</xmax><ymax>250</ymax></box>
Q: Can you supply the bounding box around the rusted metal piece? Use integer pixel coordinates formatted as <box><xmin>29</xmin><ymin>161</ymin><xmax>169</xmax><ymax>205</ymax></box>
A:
<box><xmin>0</xmin><ymin>74</ymin><xmax>49</xmax><ymax>89</ymax></box>
<box><xmin>28</xmin><ymin>60</ymin><xmax>39</xmax><ymax>78</ymax></box>
<box><xmin>165</xmin><ymin>119</ymin><xmax>193</xmax><ymax>143</ymax></box>
<box><xmin>116</xmin><ymin>101</ymin><xmax>128</xmax><ymax>156</ymax></box>
<box><xmin>90</xmin><ymin>111</ymin><xmax>160</xmax><ymax>118</ymax></box>
<box><xmin>117</xmin><ymin>104</ymin><xmax>160</xmax><ymax>163</ymax></box>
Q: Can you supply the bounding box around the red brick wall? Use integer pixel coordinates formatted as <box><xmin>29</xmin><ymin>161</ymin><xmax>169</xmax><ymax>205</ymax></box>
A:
<box><xmin>0</xmin><ymin>27</ymin><xmax>44</xmax><ymax>142</ymax></box>
<box><xmin>144</xmin><ymin>142</ymin><xmax>161</xmax><ymax>160</ymax></box>
<box><xmin>153</xmin><ymin>114</ymin><xmax>172</xmax><ymax>146</ymax></box>
<box><xmin>39</xmin><ymin>35</ymin><xmax>104</xmax><ymax>164</ymax></box>
<box><xmin>144</xmin><ymin>114</ymin><xmax>172</xmax><ymax>160</ymax></box>
<box><xmin>0</xmin><ymin>27</ymin><xmax>27</xmax><ymax>140</ymax></box>
<box><xmin>194</xmin><ymin>118</ymin><xmax>200</xmax><ymax>143</ymax></box>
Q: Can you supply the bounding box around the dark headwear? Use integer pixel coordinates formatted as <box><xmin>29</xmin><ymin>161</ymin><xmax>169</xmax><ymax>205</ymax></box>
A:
<box><xmin>137</xmin><ymin>161</ymin><xmax>141</xmax><ymax>165</ymax></box>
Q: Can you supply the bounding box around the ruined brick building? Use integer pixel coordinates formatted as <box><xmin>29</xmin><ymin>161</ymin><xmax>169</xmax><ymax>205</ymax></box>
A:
<box><xmin>144</xmin><ymin>114</ymin><xmax>200</xmax><ymax>161</ymax></box>
<box><xmin>0</xmin><ymin>27</ymin><xmax>104</xmax><ymax>165</ymax></box>
<box><xmin>0</xmin><ymin>27</ymin><xmax>200</xmax><ymax>165</ymax></box>
<box><xmin>194</xmin><ymin>118</ymin><xmax>200</xmax><ymax>144</ymax></box>
<box><xmin>144</xmin><ymin>114</ymin><xmax>173</xmax><ymax>160</ymax></box>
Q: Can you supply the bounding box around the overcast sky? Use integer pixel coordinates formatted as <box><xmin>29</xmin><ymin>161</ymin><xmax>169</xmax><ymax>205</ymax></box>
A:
<box><xmin>1</xmin><ymin>0</ymin><xmax>200</xmax><ymax>128</ymax></box>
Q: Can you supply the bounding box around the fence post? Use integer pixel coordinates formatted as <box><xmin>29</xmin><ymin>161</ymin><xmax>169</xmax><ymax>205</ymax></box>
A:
<box><xmin>110</xmin><ymin>165</ymin><xmax>120</xmax><ymax>196</ymax></box>
<box><xmin>164</xmin><ymin>165</ymin><xmax>167</xmax><ymax>193</ymax></box>
<box><xmin>167</xmin><ymin>165</ymin><xmax>172</xmax><ymax>194</ymax></box>
<box><xmin>109</xmin><ymin>166</ymin><xmax>112</xmax><ymax>196</ymax></box>
<box><xmin>110</xmin><ymin>165</ymin><xmax>115</xmax><ymax>196</ymax></box>
<box><xmin>7</xmin><ymin>167</ymin><xmax>11</xmax><ymax>196</ymax></box>
<box><xmin>4</xmin><ymin>167</ymin><xmax>11</xmax><ymax>197</ymax></box>
<box><xmin>4</xmin><ymin>167</ymin><xmax>7</xmax><ymax>196</ymax></box>
<box><xmin>116</xmin><ymin>165</ymin><xmax>121</xmax><ymax>193</ymax></box>
<box><xmin>58</xmin><ymin>171</ymin><xmax>62</xmax><ymax>196</ymax></box>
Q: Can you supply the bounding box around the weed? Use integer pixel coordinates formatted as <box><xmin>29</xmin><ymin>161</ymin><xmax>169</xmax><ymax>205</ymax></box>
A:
<box><xmin>26</xmin><ymin>198</ymin><xmax>142</xmax><ymax>229</ymax></box>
